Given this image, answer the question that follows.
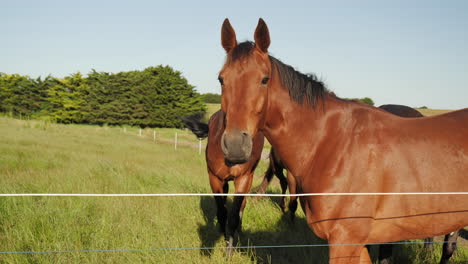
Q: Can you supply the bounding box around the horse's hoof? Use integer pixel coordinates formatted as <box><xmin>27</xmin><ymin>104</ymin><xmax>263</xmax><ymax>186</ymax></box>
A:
<box><xmin>280</xmin><ymin>206</ymin><xmax>286</xmax><ymax>213</ymax></box>
<box><xmin>379</xmin><ymin>259</ymin><xmax>391</xmax><ymax>264</ymax></box>
<box><xmin>225</xmin><ymin>237</ymin><xmax>234</xmax><ymax>257</ymax></box>
<box><xmin>289</xmin><ymin>211</ymin><xmax>296</xmax><ymax>223</ymax></box>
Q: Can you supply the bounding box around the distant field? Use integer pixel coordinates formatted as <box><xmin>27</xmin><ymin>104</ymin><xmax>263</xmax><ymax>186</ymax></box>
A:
<box><xmin>417</xmin><ymin>108</ymin><xmax>452</xmax><ymax>116</ymax></box>
<box><xmin>0</xmin><ymin>117</ymin><xmax>466</xmax><ymax>263</ymax></box>
<box><xmin>205</xmin><ymin>103</ymin><xmax>221</xmax><ymax>119</ymax></box>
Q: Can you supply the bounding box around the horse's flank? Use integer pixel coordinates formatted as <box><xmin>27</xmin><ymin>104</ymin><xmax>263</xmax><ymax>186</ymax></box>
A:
<box><xmin>264</xmin><ymin>80</ymin><xmax>468</xmax><ymax>242</ymax></box>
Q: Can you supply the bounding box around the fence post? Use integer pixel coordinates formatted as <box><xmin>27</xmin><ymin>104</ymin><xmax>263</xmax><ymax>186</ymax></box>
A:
<box><xmin>124</xmin><ymin>127</ymin><xmax>126</xmax><ymax>133</ymax></box>
<box><xmin>198</xmin><ymin>138</ymin><xmax>202</xmax><ymax>155</ymax></box>
<box><xmin>153</xmin><ymin>130</ymin><xmax>156</xmax><ymax>142</ymax></box>
<box><xmin>175</xmin><ymin>132</ymin><xmax>178</xmax><ymax>150</ymax></box>
<box><xmin>139</xmin><ymin>128</ymin><xmax>142</xmax><ymax>137</ymax></box>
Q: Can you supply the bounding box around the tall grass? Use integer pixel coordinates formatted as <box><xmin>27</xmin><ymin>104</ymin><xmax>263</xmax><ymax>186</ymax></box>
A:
<box><xmin>0</xmin><ymin>117</ymin><xmax>466</xmax><ymax>263</ymax></box>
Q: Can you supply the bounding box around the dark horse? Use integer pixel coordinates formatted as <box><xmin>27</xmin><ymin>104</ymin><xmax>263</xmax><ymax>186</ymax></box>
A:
<box><xmin>255</xmin><ymin>147</ymin><xmax>298</xmax><ymax>220</ymax></box>
<box><xmin>182</xmin><ymin>111</ymin><xmax>295</xmax><ymax>254</ymax></box>
<box><xmin>218</xmin><ymin>18</ymin><xmax>468</xmax><ymax>263</ymax></box>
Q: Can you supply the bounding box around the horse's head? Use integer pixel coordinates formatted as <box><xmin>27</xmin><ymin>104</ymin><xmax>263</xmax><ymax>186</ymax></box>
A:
<box><xmin>218</xmin><ymin>18</ymin><xmax>272</xmax><ymax>164</ymax></box>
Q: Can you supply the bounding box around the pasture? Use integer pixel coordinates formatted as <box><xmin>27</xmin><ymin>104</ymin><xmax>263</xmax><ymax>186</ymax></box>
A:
<box><xmin>0</xmin><ymin>116</ymin><xmax>466</xmax><ymax>263</ymax></box>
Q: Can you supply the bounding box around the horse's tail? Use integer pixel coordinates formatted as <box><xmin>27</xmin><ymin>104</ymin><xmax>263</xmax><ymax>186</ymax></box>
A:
<box><xmin>181</xmin><ymin>113</ymin><xmax>209</xmax><ymax>139</ymax></box>
<box><xmin>459</xmin><ymin>228</ymin><xmax>468</xmax><ymax>240</ymax></box>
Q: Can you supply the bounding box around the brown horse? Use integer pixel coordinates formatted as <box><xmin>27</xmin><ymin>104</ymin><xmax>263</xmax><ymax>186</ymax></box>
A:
<box><xmin>376</xmin><ymin>104</ymin><xmax>462</xmax><ymax>264</ymax></box>
<box><xmin>259</xmin><ymin>103</ymin><xmax>463</xmax><ymax>263</ymax></box>
<box><xmin>182</xmin><ymin>111</ymin><xmax>291</xmax><ymax>254</ymax></box>
<box><xmin>217</xmin><ymin>18</ymin><xmax>468</xmax><ymax>263</ymax></box>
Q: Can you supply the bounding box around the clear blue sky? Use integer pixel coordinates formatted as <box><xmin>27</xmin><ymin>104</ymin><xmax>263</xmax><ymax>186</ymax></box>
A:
<box><xmin>2</xmin><ymin>0</ymin><xmax>467</xmax><ymax>109</ymax></box>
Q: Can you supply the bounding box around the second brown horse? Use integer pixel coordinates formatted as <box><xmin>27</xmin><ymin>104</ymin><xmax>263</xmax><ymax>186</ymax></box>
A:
<box><xmin>182</xmin><ymin>111</ymin><xmax>293</xmax><ymax>255</ymax></box>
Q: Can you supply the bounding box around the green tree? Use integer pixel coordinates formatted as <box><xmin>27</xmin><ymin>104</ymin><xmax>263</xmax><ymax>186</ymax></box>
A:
<box><xmin>1</xmin><ymin>65</ymin><xmax>206</xmax><ymax>128</ymax></box>
<box><xmin>359</xmin><ymin>97</ymin><xmax>375</xmax><ymax>106</ymax></box>
<box><xmin>46</xmin><ymin>73</ymin><xmax>89</xmax><ymax>123</ymax></box>
<box><xmin>134</xmin><ymin>66</ymin><xmax>206</xmax><ymax>127</ymax></box>
<box><xmin>83</xmin><ymin>66</ymin><xmax>205</xmax><ymax>127</ymax></box>
<box><xmin>84</xmin><ymin>70</ymin><xmax>136</xmax><ymax>125</ymax></box>
<box><xmin>345</xmin><ymin>97</ymin><xmax>375</xmax><ymax>106</ymax></box>
<box><xmin>0</xmin><ymin>73</ymin><xmax>48</xmax><ymax>118</ymax></box>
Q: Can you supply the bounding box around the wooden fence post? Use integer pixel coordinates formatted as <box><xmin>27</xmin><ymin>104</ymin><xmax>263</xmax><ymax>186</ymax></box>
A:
<box><xmin>175</xmin><ymin>132</ymin><xmax>178</xmax><ymax>150</ymax></box>
<box><xmin>198</xmin><ymin>138</ymin><xmax>202</xmax><ymax>155</ymax></box>
<box><xmin>153</xmin><ymin>130</ymin><xmax>156</xmax><ymax>142</ymax></box>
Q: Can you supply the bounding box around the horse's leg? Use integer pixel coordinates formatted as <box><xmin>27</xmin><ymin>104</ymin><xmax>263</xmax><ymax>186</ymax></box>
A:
<box><xmin>327</xmin><ymin>224</ymin><xmax>371</xmax><ymax>264</ymax></box>
<box><xmin>209</xmin><ymin>172</ymin><xmax>228</xmax><ymax>235</ymax></box>
<box><xmin>274</xmin><ymin>165</ymin><xmax>288</xmax><ymax>212</ymax></box>
<box><xmin>225</xmin><ymin>173</ymin><xmax>254</xmax><ymax>256</ymax></box>
<box><xmin>255</xmin><ymin>156</ymin><xmax>274</xmax><ymax>194</ymax></box>
<box><xmin>359</xmin><ymin>247</ymin><xmax>372</xmax><ymax>264</ymax></box>
<box><xmin>286</xmin><ymin>171</ymin><xmax>298</xmax><ymax>221</ymax></box>
<box><xmin>439</xmin><ymin>230</ymin><xmax>459</xmax><ymax>264</ymax></box>
<box><xmin>378</xmin><ymin>244</ymin><xmax>393</xmax><ymax>264</ymax></box>
<box><xmin>238</xmin><ymin>186</ymin><xmax>248</xmax><ymax>232</ymax></box>
<box><xmin>424</xmin><ymin>237</ymin><xmax>434</xmax><ymax>252</ymax></box>
<box><xmin>328</xmin><ymin>244</ymin><xmax>371</xmax><ymax>264</ymax></box>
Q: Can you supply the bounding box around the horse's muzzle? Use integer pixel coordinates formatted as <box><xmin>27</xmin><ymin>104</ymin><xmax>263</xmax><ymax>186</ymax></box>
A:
<box><xmin>221</xmin><ymin>130</ymin><xmax>253</xmax><ymax>164</ymax></box>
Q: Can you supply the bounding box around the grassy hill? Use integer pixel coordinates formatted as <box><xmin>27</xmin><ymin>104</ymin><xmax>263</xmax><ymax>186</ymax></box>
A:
<box><xmin>0</xmin><ymin>117</ymin><xmax>466</xmax><ymax>263</ymax></box>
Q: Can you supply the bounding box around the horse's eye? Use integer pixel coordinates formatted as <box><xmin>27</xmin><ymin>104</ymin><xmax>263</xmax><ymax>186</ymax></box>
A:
<box><xmin>261</xmin><ymin>77</ymin><xmax>270</xmax><ymax>85</ymax></box>
<box><xmin>218</xmin><ymin>76</ymin><xmax>224</xmax><ymax>86</ymax></box>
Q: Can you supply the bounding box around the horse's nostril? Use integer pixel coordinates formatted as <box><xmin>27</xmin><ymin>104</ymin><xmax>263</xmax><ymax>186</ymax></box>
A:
<box><xmin>221</xmin><ymin>133</ymin><xmax>229</xmax><ymax>156</ymax></box>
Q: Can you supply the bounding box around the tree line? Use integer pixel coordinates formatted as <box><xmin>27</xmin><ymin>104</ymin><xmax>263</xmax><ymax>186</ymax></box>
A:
<box><xmin>0</xmin><ymin>66</ymin><xmax>206</xmax><ymax>128</ymax></box>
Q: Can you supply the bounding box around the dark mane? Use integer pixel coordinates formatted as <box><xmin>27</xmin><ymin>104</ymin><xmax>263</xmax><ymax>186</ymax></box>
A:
<box><xmin>226</xmin><ymin>41</ymin><xmax>327</xmax><ymax>107</ymax></box>
<box><xmin>270</xmin><ymin>56</ymin><xmax>327</xmax><ymax>107</ymax></box>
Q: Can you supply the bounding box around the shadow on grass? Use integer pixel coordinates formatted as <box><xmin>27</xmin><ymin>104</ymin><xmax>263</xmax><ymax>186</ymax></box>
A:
<box><xmin>197</xmin><ymin>196</ymin><xmax>223</xmax><ymax>256</ymax></box>
<box><xmin>197</xmin><ymin>196</ymin><xmax>468</xmax><ymax>263</ymax></box>
<box><xmin>197</xmin><ymin>196</ymin><xmax>328</xmax><ymax>263</ymax></box>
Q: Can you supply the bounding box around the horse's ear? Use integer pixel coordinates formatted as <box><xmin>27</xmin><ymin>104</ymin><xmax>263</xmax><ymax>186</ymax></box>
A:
<box><xmin>254</xmin><ymin>18</ymin><xmax>270</xmax><ymax>53</ymax></box>
<box><xmin>221</xmin><ymin>18</ymin><xmax>237</xmax><ymax>53</ymax></box>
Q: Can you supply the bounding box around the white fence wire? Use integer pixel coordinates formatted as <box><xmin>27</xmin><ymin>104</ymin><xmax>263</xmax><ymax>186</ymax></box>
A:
<box><xmin>1</xmin><ymin>192</ymin><xmax>468</xmax><ymax>197</ymax></box>
<box><xmin>1</xmin><ymin>191</ymin><xmax>467</xmax><ymax>255</ymax></box>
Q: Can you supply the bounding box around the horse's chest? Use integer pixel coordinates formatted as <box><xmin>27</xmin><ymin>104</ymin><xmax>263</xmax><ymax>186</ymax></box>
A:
<box><xmin>227</xmin><ymin>165</ymin><xmax>244</xmax><ymax>178</ymax></box>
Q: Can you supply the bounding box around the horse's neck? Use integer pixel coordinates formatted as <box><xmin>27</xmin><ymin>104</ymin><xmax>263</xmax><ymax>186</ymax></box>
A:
<box><xmin>263</xmin><ymin>87</ymin><xmax>356</xmax><ymax>175</ymax></box>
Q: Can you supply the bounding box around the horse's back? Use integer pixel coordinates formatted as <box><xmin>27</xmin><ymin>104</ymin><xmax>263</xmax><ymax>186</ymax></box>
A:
<box><xmin>363</xmin><ymin>107</ymin><xmax>468</xmax><ymax>187</ymax></box>
<box><xmin>401</xmin><ymin>108</ymin><xmax>468</xmax><ymax>145</ymax></box>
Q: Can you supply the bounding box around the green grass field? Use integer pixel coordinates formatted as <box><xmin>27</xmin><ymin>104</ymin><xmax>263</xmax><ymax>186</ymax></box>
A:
<box><xmin>0</xmin><ymin>116</ymin><xmax>466</xmax><ymax>263</ymax></box>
